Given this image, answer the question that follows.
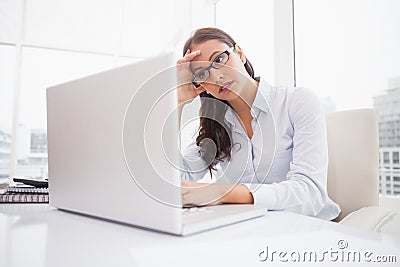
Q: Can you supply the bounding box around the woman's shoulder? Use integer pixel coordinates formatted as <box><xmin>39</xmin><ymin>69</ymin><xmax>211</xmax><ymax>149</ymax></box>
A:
<box><xmin>270</xmin><ymin>84</ymin><xmax>317</xmax><ymax>99</ymax></box>
<box><xmin>268</xmin><ymin>83</ymin><xmax>320</xmax><ymax>106</ymax></box>
<box><xmin>258</xmin><ymin>78</ymin><xmax>321</xmax><ymax>109</ymax></box>
<box><xmin>265</xmin><ymin>83</ymin><xmax>323</xmax><ymax>123</ymax></box>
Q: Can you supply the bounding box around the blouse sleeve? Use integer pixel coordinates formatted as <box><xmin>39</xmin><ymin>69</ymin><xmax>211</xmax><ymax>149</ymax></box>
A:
<box><xmin>243</xmin><ymin>88</ymin><xmax>339</xmax><ymax>219</ymax></box>
<box><xmin>180</xmin><ymin>139</ymin><xmax>210</xmax><ymax>182</ymax></box>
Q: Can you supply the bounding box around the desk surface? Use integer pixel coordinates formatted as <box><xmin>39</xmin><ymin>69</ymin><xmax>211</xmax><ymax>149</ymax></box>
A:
<box><xmin>1</xmin><ymin>204</ymin><xmax>399</xmax><ymax>267</ymax></box>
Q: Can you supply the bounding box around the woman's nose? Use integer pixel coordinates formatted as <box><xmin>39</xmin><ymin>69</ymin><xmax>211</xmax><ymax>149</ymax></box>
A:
<box><xmin>210</xmin><ymin>68</ymin><xmax>224</xmax><ymax>84</ymax></box>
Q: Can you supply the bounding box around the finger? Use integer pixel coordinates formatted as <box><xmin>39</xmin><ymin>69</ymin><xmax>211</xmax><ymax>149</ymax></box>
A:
<box><xmin>181</xmin><ymin>182</ymin><xmax>198</xmax><ymax>189</ymax></box>
<box><xmin>176</xmin><ymin>58</ymin><xmax>187</xmax><ymax>65</ymax></box>
<box><xmin>182</xmin><ymin>194</ymin><xmax>191</xmax><ymax>205</ymax></box>
<box><xmin>181</xmin><ymin>185</ymin><xmax>191</xmax><ymax>193</ymax></box>
<box><xmin>181</xmin><ymin>51</ymin><xmax>201</xmax><ymax>65</ymax></box>
<box><xmin>180</xmin><ymin>182</ymin><xmax>190</xmax><ymax>195</ymax></box>
<box><xmin>177</xmin><ymin>50</ymin><xmax>200</xmax><ymax>66</ymax></box>
<box><xmin>177</xmin><ymin>51</ymin><xmax>190</xmax><ymax>64</ymax></box>
<box><xmin>184</xmin><ymin>50</ymin><xmax>200</xmax><ymax>61</ymax></box>
<box><xmin>181</xmin><ymin>180</ymin><xmax>195</xmax><ymax>187</ymax></box>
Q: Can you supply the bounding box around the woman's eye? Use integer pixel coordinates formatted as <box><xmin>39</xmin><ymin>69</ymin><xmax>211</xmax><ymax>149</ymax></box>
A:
<box><xmin>215</xmin><ymin>54</ymin><xmax>225</xmax><ymax>63</ymax></box>
<box><xmin>197</xmin><ymin>70</ymin><xmax>207</xmax><ymax>80</ymax></box>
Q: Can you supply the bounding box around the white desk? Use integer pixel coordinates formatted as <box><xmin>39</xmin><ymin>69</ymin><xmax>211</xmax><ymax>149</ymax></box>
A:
<box><xmin>1</xmin><ymin>204</ymin><xmax>399</xmax><ymax>267</ymax></box>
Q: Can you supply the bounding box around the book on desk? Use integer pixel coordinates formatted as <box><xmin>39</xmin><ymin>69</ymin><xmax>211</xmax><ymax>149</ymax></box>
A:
<box><xmin>0</xmin><ymin>178</ymin><xmax>49</xmax><ymax>203</ymax></box>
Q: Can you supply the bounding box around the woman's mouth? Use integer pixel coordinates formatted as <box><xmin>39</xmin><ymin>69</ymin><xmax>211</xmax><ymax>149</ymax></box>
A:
<box><xmin>219</xmin><ymin>81</ymin><xmax>233</xmax><ymax>93</ymax></box>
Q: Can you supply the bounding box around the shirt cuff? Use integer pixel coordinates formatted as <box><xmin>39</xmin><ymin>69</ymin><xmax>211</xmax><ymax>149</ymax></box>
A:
<box><xmin>241</xmin><ymin>183</ymin><xmax>278</xmax><ymax>210</ymax></box>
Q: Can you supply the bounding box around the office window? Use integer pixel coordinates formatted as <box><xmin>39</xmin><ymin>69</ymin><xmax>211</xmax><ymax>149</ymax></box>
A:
<box><xmin>24</xmin><ymin>0</ymin><xmax>121</xmax><ymax>53</ymax></box>
<box><xmin>216</xmin><ymin>0</ymin><xmax>275</xmax><ymax>85</ymax></box>
<box><xmin>120</xmin><ymin>0</ymin><xmax>185</xmax><ymax>58</ymax></box>
<box><xmin>295</xmin><ymin>0</ymin><xmax>400</xmax><ymax>196</ymax></box>
<box><xmin>19</xmin><ymin>47</ymin><xmax>114</xmax><ymax>130</ymax></box>
<box><xmin>394</xmin><ymin>176</ymin><xmax>400</xmax><ymax>182</ymax></box>
<box><xmin>386</xmin><ymin>176</ymin><xmax>391</xmax><ymax>181</ymax></box>
<box><xmin>15</xmin><ymin>47</ymin><xmax>114</xmax><ymax>177</ymax></box>
<box><xmin>1</xmin><ymin>0</ymin><xmax>194</xmax><ymax>179</ymax></box>
<box><xmin>295</xmin><ymin>0</ymin><xmax>400</xmax><ymax>111</ymax></box>
<box><xmin>0</xmin><ymin>45</ymin><xmax>15</xmax><ymax>181</ymax></box>
<box><xmin>0</xmin><ymin>0</ymin><xmax>23</xmax><ymax>41</ymax></box>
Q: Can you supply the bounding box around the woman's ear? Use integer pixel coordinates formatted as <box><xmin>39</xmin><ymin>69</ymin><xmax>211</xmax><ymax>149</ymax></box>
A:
<box><xmin>234</xmin><ymin>44</ymin><xmax>247</xmax><ymax>64</ymax></box>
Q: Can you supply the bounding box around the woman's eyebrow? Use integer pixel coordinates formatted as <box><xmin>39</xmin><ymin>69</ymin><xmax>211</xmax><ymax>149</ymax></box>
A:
<box><xmin>208</xmin><ymin>50</ymin><xmax>223</xmax><ymax>61</ymax></box>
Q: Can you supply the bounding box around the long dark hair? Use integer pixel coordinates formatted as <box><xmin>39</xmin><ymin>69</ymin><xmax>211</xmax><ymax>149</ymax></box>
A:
<box><xmin>182</xmin><ymin>27</ymin><xmax>256</xmax><ymax>174</ymax></box>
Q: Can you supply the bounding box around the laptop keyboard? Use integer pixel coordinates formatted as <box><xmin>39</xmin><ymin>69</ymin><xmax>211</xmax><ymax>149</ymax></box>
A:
<box><xmin>181</xmin><ymin>207</ymin><xmax>214</xmax><ymax>216</ymax></box>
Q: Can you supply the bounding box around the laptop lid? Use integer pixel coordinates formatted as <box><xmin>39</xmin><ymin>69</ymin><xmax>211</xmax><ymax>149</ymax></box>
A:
<box><xmin>47</xmin><ymin>52</ymin><xmax>183</xmax><ymax>235</ymax></box>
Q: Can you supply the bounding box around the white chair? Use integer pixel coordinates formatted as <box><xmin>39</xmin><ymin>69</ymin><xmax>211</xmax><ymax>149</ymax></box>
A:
<box><xmin>326</xmin><ymin>108</ymin><xmax>397</xmax><ymax>231</ymax></box>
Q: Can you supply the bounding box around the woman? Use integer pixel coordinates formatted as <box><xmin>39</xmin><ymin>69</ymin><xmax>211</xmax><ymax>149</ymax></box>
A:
<box><xmin>177</xmin><ymin>27</ymin><xmax>340</xmax><ymax>220</ymax></box>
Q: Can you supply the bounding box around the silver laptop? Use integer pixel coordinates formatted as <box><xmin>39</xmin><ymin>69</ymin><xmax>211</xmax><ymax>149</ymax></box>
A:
<box><xmin>46</xmin><ymin>52</ymin><xmax>267</xmax><ymax>236</ymax></box>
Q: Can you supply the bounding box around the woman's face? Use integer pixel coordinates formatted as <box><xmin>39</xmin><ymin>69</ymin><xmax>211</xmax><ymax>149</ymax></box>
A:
<box><xmin>190</xmin><ymin>40</ymin><xmax>250</xmax><ymax>102</ymax></box>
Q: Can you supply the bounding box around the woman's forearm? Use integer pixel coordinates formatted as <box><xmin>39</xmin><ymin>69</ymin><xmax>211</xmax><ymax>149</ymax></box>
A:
<box><xmin>222</xmin><ymin>184</ymin><xmax>254</xmax><ymax>204</ymax></box>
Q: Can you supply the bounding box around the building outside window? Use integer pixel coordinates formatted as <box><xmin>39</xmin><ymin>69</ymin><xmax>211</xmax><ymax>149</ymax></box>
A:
<box><xmin>393</xmin><ymin>151</ymin><xmax>399</xmax><ymax>164</ymax></box>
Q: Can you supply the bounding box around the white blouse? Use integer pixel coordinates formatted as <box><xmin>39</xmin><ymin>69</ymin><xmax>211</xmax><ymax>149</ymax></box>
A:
<box><xmin>181</xmin><ymin>78</ymin><xmax>341</xmax><ymax>221</ymax></box>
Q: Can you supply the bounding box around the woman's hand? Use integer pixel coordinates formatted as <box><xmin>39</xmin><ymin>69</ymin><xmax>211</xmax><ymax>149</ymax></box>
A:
<box><xmin>181</xmin><ymin>181</ymin><xmax>254</xmax><ymax>207</ymax></box>
<box><xmin>176</xmin><ymin>49</ymin><xmax>205</xmax><ymax>105</ymax></box>
<box><xmin>181</xmin><ymin>181</ymin><xmax>229</xmax><ymax>206</ymax></box>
